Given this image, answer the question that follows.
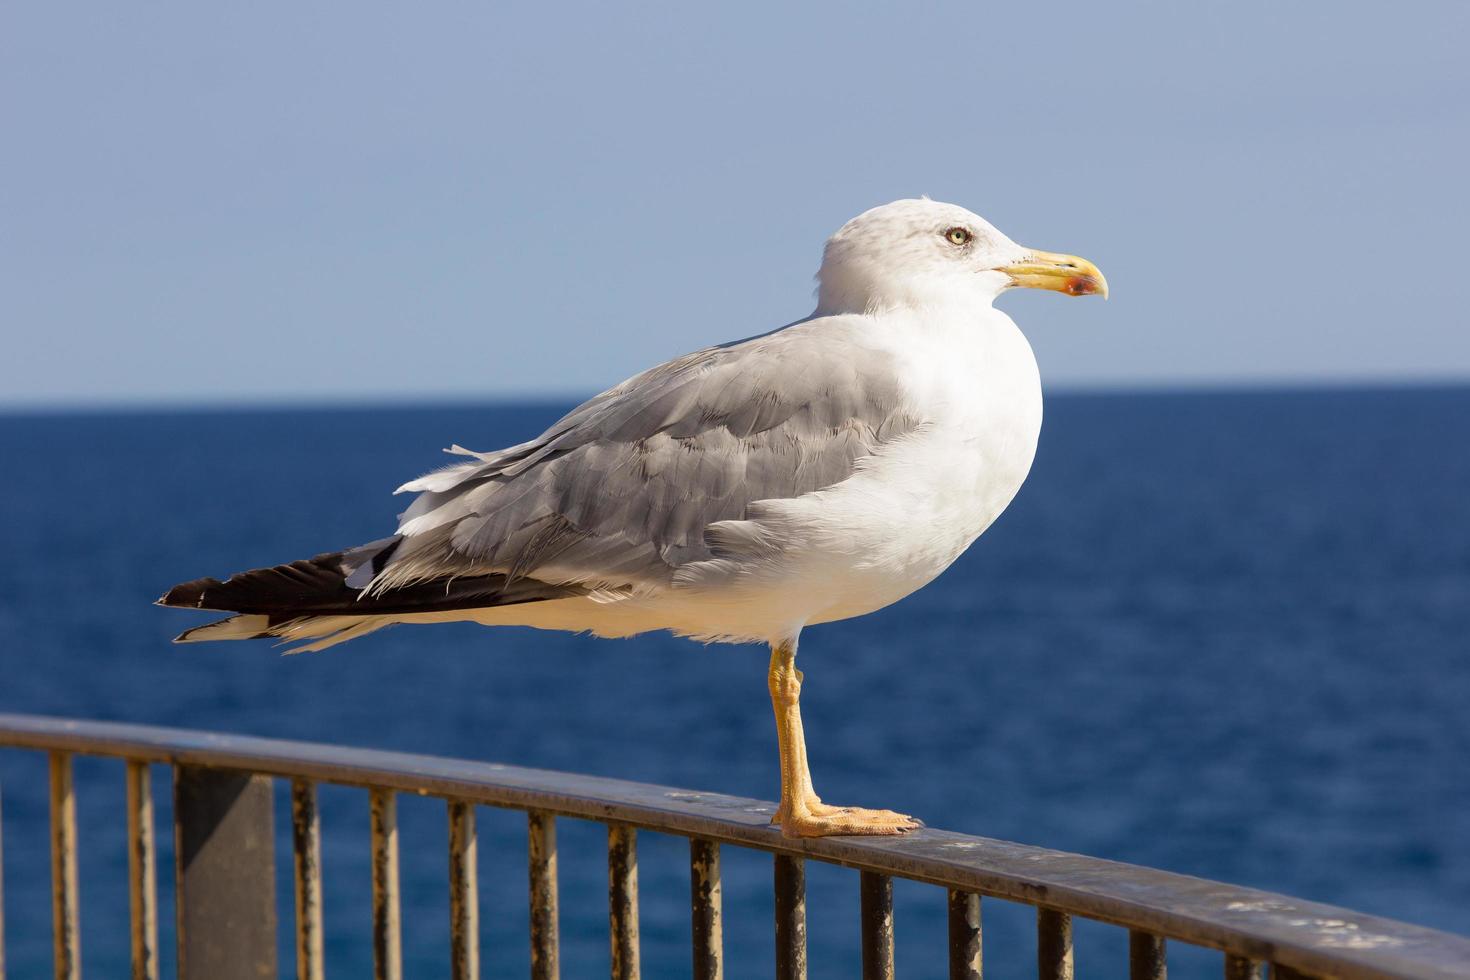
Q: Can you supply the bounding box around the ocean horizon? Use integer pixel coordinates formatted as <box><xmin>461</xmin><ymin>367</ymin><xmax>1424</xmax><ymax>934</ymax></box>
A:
<box><xmin>5</xmin><ymin>375</ymin><xmax>1470</xmax><ymax>417</ymax></box>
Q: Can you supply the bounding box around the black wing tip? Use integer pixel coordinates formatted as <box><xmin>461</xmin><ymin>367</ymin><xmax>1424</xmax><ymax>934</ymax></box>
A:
<box><xmin>156</xmin><ymin>549</ymin><xmax>362</xmax><ymax>615</ymax></box>
<box><xmin>156</xmin><ymin>577</ymin><xmax>224</xmax><ymax>609</ymax></box>
<box><xmin>155</xmin><ymin>539</ymin><xmax>580</xmax><ymax>618</ymax></box>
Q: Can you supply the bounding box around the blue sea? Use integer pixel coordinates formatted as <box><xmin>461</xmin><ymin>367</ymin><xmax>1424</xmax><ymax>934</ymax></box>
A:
<box><xmin>1</xmin><ymin>387</ymin><xmax>1468</xmax><ymax>978</ymax></box>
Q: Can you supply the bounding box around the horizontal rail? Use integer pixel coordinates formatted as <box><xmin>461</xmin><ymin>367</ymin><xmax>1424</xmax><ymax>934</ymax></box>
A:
<box><xmin>2</xmin><ymin>713</ymin><xmax>1468</xmax><ymax>980</ymax></box>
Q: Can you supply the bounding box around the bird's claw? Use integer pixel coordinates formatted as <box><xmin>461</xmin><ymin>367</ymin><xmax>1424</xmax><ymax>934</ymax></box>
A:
<box><xmin>773</xmin><ymin>798</ymin><xmax>923</xmax><ymax>838</ymax></box>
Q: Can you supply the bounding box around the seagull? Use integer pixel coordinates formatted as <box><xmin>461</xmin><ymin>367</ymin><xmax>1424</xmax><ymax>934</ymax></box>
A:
<box><xmin>159</xmin><ymin>198</ymin><xmax>1106</xmax><ymax>837</ymax></box>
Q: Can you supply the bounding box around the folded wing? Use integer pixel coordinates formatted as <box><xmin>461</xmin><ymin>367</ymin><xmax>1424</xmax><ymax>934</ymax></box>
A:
<box><xmin>375</xmin><ymin>321</ymin><xmax>920</xmax><ymax>599</ymax></box>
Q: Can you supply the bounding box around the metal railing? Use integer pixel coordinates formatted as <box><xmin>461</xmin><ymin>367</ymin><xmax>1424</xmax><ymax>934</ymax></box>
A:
<box><xmin>1</xmin><ymin>712</ymin><xmax>1468</xmax><ymax>980</ymax></box>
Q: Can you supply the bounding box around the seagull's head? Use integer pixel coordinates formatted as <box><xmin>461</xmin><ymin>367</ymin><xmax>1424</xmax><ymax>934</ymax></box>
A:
<box><xmin>815</xmin><ymin>198</ymin><xmax>1107</xmax><ymax>316</ymax></box>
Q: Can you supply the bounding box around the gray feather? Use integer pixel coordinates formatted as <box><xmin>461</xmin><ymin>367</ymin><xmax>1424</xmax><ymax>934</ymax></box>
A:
<box><xmin>376</xmin><ymin>322</ymin><xmax>920</xmax><ymax>593</ymax></box>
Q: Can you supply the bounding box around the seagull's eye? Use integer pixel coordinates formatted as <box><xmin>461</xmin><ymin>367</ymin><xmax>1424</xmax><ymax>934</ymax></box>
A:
<box><xmin>945</xmin><ymin>227</ymin><xmax>972</xmax><ymax>246</ymax></box>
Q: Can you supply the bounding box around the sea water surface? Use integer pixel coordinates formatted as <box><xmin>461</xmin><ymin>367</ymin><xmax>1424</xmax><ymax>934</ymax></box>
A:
<box><xmin>1</xmin><ymin>387</ymin><xmax>1467</xmax><ymax>978</ymax></box>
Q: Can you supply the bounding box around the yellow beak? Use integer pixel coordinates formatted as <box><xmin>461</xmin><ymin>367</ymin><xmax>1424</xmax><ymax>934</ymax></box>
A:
<box><xmin>999</xmin><ymin>249</ymin><xmax>1109</xmax><ymax>298</ymax></box>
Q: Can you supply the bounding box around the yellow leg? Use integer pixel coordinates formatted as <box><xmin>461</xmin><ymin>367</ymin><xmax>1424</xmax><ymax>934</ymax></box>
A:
<box><xmin>767</xmin><ymin>639</ymin><xmax>922</xmax><ymax>838</ymax></box>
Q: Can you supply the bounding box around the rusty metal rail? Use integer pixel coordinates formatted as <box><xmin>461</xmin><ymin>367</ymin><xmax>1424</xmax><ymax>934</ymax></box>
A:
<box><xmin>1</xmin><ymin>713</ymin><xmax>1468</xmax><ymax>980</ymax></box>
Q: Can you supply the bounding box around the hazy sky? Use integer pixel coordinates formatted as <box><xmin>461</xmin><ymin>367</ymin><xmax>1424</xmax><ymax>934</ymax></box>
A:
<box><xmin>3</xmin><ymin>2</ymin><xmax>1467</xmax><ymax>407</ymax></box>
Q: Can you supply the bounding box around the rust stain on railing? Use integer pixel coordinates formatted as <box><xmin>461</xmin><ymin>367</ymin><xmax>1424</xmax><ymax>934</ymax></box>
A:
<box><xmin>607</xmin><ymin>823</ymin><xmax>640</xmax><ymax>980</ymax></box>
<box><xmin>291</xmin><ymin>779</ymin><xmax>324</xmax><ymax>980</ymax></box>
<box><xmin>689</xmin><ymin>838</ymin><xmax>723</xmax><ymax>980</ymax></box>
<box><xmin>947</xmin><ymin>889</ymin><xmax>982</xmax><ymax>980</ymax></box>
<box><xmin>447</xmin><ymin>799</ymin><xmax>479</xmax><ymax>980</ymax></box>
<box><xmin>527</xmin><ymin>810</ymin><xmax>560</xmax><ymax>980</ymax></box>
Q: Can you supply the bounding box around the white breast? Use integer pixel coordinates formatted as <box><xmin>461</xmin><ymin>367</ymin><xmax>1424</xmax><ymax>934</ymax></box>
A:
<box><xmin>789</xmin><ymin>306</ymin><xmax>1042</xmax><ymax>625</ymax></box>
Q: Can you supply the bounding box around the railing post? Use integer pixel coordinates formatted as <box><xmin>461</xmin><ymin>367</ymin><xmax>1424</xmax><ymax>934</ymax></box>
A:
<box><xmin>448</xmin><ymin>800</ymin><xmax>479</xmax><ymax>980</ymax></box>
<box><xmin>689</xmin><ymin>839</ymin><xmax>722</xmax><ymax>980</ymax></box>
<box><xmin>1037</xmin><ymin>908</ymin><xmax>1073</xmax><ymax>980</ymax></box>
<box><xmin>947</xmin><ymin>890</ymin><xmax>981</xmax><ymax>980</ymax></box>
<box><xmin>860</xmin><ymin>871</ymin><xmax>894</xmax><ymax>980</ymax></box>
<box><xmin>773</xmin><ymin>854</ymin><xmax>806</xmax><ymax>980</ymax></box>
<box><xmin>291</xmin><ymin>780</ymin><xmax>324</xmax><ymax>980</ymax></box>
<box><xmin>1130</xmin><ymin>930</ymin><xmax>1166</xmax><ymax>980</ymax></box>
<box><xmin>607</xmin><ymin>823</ymin><xmax>640</xmax><ymax>980</ymax></box>
<box><xmin>1225</xmin><ymin>955</ymin><xmax>1264</xmax><ymax>980</ymax></box>
<box><xmin>369</xmin><ymin>789</ymin><xmax>402</xmax><ymax>980</ymax></box>
<box><xmin>126</xmin><ymin>761</ymin><xmax>159</xmax><ymax>980</ymax></box>
<box><xmin>528</xmin><ymin>811</ymin><xmax>559</xmax><ymax>980</ymax></box>
<box><xmin>49</xmin><ymin>753</ymin><xmax>79</xmax><ymax>980</ymax></box>
<box><xmin>173</xmin><ymin>766</ymin><xmax>278</xmax><ymax>980</ymax></box>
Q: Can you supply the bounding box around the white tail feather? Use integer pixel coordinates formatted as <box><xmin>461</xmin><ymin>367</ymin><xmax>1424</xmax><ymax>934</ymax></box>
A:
<box><xmin>276</xmin><ymin>615</ymin><xmax>394</xmax><ymax>653</ymax></box>
<box><xmin>175</xmin><ymin>612</ymin><xmax>394</xmax><ymax>652</ymax></box>
<box><xmin>174</xmin><ymin>614</ymin><xmax>271</xmax><ymax>643</ymax></box>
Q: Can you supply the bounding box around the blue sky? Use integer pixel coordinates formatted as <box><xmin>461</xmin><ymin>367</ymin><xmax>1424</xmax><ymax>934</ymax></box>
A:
<box><xmin>2</xmin><ymin>2</ymin><xmax>1467</xmax><ymax>406</ymax></box>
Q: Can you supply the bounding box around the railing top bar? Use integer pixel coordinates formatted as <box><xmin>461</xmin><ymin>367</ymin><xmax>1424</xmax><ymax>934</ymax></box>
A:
<box><xmin>3</xmin><ymin>713</ymin><xmax>1467</xmax><ymax>980</ymax></box>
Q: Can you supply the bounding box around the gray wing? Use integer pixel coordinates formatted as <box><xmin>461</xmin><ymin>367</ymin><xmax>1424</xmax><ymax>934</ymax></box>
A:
<box><xmin>365</xmin><ymin>322</ymin><xmax>920</xmax><ymax>596</ymax></box>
